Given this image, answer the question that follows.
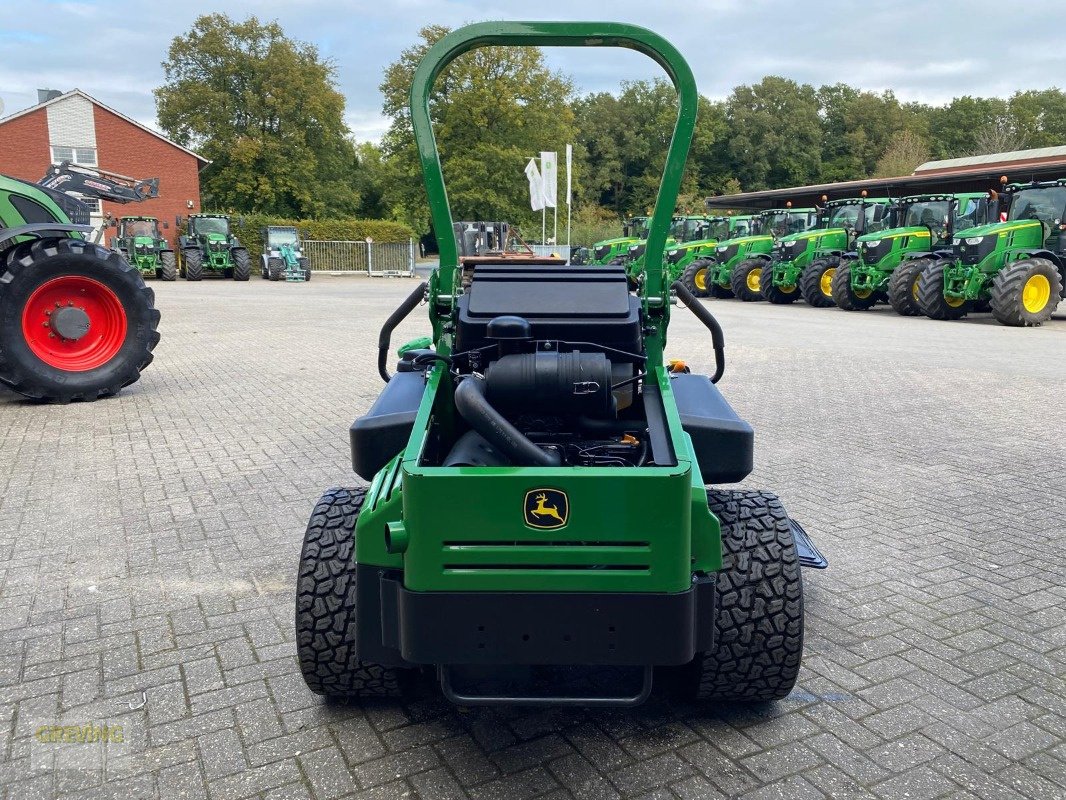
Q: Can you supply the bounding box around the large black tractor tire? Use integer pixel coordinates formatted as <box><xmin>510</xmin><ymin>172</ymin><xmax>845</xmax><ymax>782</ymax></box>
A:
<box><xmin>759</xmin><ymin>263</ymin><xmax>801</xmax><ymax>305</ymax></box>
<box><xmin>232</xmin><ymin>248</ymin><xmax>250</xmax><ymax>281</ymax></box>
<box><xmin>888</xmin><ymin>259</ymin><xmax>928</xmax><ymax>316</ymax></box>
<box><xmin>299</xmin><ymin>257</ymin><xmax>311</xmax><ymax>282</ymax></box>
<box><xmin>689</xmin><ymin>489</ymin><xmax>803</xmax><ymax>702</ymax></box>
<box><xmin>0</xmin><ymin>237</ymin><xmax>160</xmax><ymax>402</ymax></box>
<box><xmin>681</xmin><ymin>258</ymin><xmax>713</xmax><ymax>298</ymax></box>
<box><xmin>708</xmin><ymin>282</ymin><xmax>735</xmax><ymax>299</ymax></box>
<box><xmin>183</xmin><ymin>248</ymin><xmax>203</xmax><ymax>281</ymax></box>
<box><xmin>297</xmin><ymin>487</ymin><xmax>414</xmax><ymax>699</ymax></box>
<box><xmin>917</xmin><ymin>260</ymin><xmax>971</xmax><ymax>320</ymax></box>
<box><xmin>800</xmin><ymin>257</ymin><xmax>839</xmax><ymax>308</ymax></box>
<box><xmin>159</xmin><ymin>251</ymin><xmax>177</xmax><ymax>282</ymax></box>
<box><xmin>607</xmin><ymin>257</ymin><xmax>626</xmax><ymax>267</ymax></box>
<box><xmin>267</xmin><ymin>257</ymin><xmax>284</xmax><ymax>282</ymax></box>
<box><xmin>831</xmin><ymin>258</ymin><xmax>876</xmax><ymax>311</ymax></box>
<box><xmin>990</xmin><ymin>258</ymin><xmax>1062</xmax><ymax>327</ymax></box>
<box><xmin>731</xmin><ymin>259</ymin><xmax>765</xmax><ymax>302</ymax></box>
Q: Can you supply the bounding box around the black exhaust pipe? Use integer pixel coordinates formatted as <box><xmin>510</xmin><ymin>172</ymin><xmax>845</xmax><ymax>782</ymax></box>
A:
<box><xmin>453</xmin><ymin>376</ymin><xmax>561</xmax><ymax>467</ymax></box>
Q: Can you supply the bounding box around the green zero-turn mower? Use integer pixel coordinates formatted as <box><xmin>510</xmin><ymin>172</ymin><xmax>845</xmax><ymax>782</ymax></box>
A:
<box><xmin>295</xmin><ymin>21</ymin><xmax>826</xmax><ymax>708</ymax></box>
<box><xmin>669</xmin><ymin>215</ymin><xmax>755</xmax><ymax>297</ymax></box>
<box><xmin>832</xmin><ymin>193</ymin><xmax>993</xmax><ymax>314</ymax></box>
<box><xmin>916</xmin><ymin>177</ymin><xmax>1066</xmax><ymax>326</ymax></box>
<box><xmin>756</xmin><ymin>194</ymin><xmax>890</xmax><ymax>307</ymax></box>
<box><xmin>589</xmin><ymin>216</ymin><xmax>650</xmax><ymax>266</ymax></box>
<box><xmin>260</xmin><ymin>225</ymin><xmax>311</xmax><ymax>282</ymax></box>
<box><xmin>111</xmin><ymin>216</ymin><xmax>176</xmax><ymax>281</ymax></box>
<box><xmin>687</xmin><ymin>207</ymin><xmax>815</xmax><ymax>299</ymax></box>
<box><xmin>178</xmin><ymin>214</ymin><xmax>250</xmax><ymax>281</ymax></box>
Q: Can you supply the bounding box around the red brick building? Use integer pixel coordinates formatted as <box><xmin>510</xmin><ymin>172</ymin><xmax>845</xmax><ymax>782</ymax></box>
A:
<box><xmin>0</xmin><ymin>89</ymin><xmax>208</xmax><ymax>248</ymax></box>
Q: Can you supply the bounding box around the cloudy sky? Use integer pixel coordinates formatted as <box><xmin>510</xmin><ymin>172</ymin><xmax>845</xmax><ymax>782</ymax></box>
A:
<box><xmin>1</xmin><ymin>0</ymin><xmax>1064</xmax><ymax>143</ymax></box>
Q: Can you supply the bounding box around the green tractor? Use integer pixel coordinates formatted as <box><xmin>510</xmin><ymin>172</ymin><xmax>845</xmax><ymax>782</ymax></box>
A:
<box><xmin>589</xmin><ymin>215</ymin><xmax>649</xmax><ymax>266</ymax></box>
<box><xmin>916</xmin><ymin>178</ymin><xmax>1066</xmax><ymax>326</ymax></box>
<box><xmin>260</xmin><ymin>225</ymin><xmax>311</xmax><ymax>282</ymax></box>
<box><xmin>832</xmin><ymin>193</ymin><xmax>992</xmax><ymax>314</ymax></box>
<box><xmin>687</xmin><ymin>207</ymin><xmax>815</xmax><ymax>299</ymax></box>
<box><xmin>623</xmin><ymin>215</ymin><xmax>715</xmax><ymax>286</ymax></box>
<box><xmin>110</xmin><ymin>216</ymin><xmax>176</xmax><ymax>281</ymax></box>
<box><xmin>178</xmin><ymin>214</ymin><xmax>250</xmax><ymax>281</ymax></box>
<box><xmin>295</xmin><ymin>22</ymin><xmax>825</xmax><ymax>708</ymax></box>
<box><xmin>0</xmin><ymin>173</ymin><xmax>160</xmax><ymax>401</ymax></box>
<box><xmin>668</xmin><ymin>215</ymin><xmax>755</xmax><ymax>296</ymax></box>
<box><xmin>756</xmin><ymin>194</ymin><xmax>889</xmax><ymax>306</ymax></box>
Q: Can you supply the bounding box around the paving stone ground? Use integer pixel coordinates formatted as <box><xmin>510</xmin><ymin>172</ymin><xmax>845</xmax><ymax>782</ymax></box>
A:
<box><xmin>1</xmin><ymin>275</ymin><xmax>1064</xmax><ymax>800</ymax></box>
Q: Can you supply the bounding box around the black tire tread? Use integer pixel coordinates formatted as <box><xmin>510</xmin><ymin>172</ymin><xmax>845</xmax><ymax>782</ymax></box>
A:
<box><xmin>681</xmin><ymin>259</ymin><xmax>712</xmax><ymax>298</ymax></box>
<box><xmin>760</xmin><ymin>262</ymin><xmax>800</xmax><ymax>305</ymax></box>
<box><xmin>800</xmin><ymin>257</ymin><xmax>838</xmax><ymax>308</ymax></box>
<box><xmin>831</xmin><ymin>258</ymin><xmax>876</xmax><ymax>311</ymax></box>
<box><xmin>989</xmin><ymin>257</ymin><xmax>1062</xmax><ymax>327</ymax></box>
<box><xmin>183</xmin><ymin>248</ymin><xmax>203</xmax><ymax>281</ymax></box>
<box><xmin>232</xmin><ymin>247</ymin><xmax>250</xmax><ymax>281</ymax></box>
<box><xmin>731</xmin><ymin>258</ymin><xmax>765</xmax><ymax>302</ymax></box>
<box><xmin>888</xmin><ymin>259</ymin><xmax>928</xmax><ymax>316</ymax></box>
<box><xmin>917</xmin><ymin>260</ymin><xmax>970</xmax><ymax>320</ymax></box>
<box><xmin>159</xmin><ymin>250</ymin><xmax>177</xmax><ymax>281</ymax></box>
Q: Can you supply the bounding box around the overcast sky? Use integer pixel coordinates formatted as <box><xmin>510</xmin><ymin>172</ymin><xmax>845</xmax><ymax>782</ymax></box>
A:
<box><xmin>2</xmin><ymin>0</ymin><xmax>1064</xmax><ymax>144</ymax></box>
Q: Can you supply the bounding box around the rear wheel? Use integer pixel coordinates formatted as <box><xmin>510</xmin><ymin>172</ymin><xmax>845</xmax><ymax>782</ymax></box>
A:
<box><xmin>888</xmin><ymin>259</ymin><xmax>927</xmax><ymax>316</ymax></box>
<box><xmin>760</xmin><ymin>262</ymin><xmax>800</xmax><ymax>304</ymax></box>
<box><xmin>689</xmin><ymin>489</ymin><xmax>803</xmax><ymax>702</ymax></box>
<box><xmin>831</xmin><ymin>258</ymin><xmax>876</xmax><ymax>310</ymax></box>
<box><xmin>296</xmin><ymin>487</ymin><xmax>414</xmax><ymax>699</ymax></box>
<box><xmin>990</xmin><ymin>258</ymin><xmax>1062</xmax><ymax>327</ymax></box>
<box><xmin>681</xmin><ymin>259</ymin><xmax>712</xmax><ymax>298</ymax></box>
<box><xmin>800</xmin><ymin>257</ymin><xmax>838</xmax><ymax>308</ymax></box>
<box><xmin>0</xmin><ymin>237</ymin><xmax>160</xmax><ymax>402</ymax></box>
<box><xmin>731</xmin><ymin>259</ymin><xmax>765</xmax><ymax>302</ymax></box>
<box><xmin>183</xmin><ymin>248</ymin><xmax>203</xmax><ymax>281</ymax></box>
<box><xmin>232</xmin><ymin>248</ymin><xmax>250</xmax><ymax>281</ymax></box>
<box><xmin>159</xmin><ymin>251</ymin><xmax>177</xmax><ymax>282</ymax></box>
<box><xmin>299</xmin><ymin>257</ymin><xmax>311</xmax><ymax>281</ymax></box>
<box><xmin>917</xmin><ymin>261</ymin><xmax>970</xmax><ymax>320</ymax></box>
<box><xmin>268</xmin><ymin>257</ymin><xmax>284</xmax><ymax>281</ymax></box>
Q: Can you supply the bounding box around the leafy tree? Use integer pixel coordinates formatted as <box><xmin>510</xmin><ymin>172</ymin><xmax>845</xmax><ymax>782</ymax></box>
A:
<box><xmin>155</xmin><ymin>14</ymin><xmax>361</xmax><ymax>218</ymax></box>
<box><xmin>874</xmin><ymin>129</ymin><xmax>931</xmax><ymax>177</ymax></box>
<box><xmin>1008</xmin><ymin>88</ymin><xmax>1066</xmax><ymax>149</ymax></box>
<box><xmin>818</xmin><ymin>85</ymin><xmax>914</xmax><ymax>181</ymax></box>
<box><xmin>925</xmin><ymin>96</ymin><xmax>1011</xmax><ymax>159</ymax></box>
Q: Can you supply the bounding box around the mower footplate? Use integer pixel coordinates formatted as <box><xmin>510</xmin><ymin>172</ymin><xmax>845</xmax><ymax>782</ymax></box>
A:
<box><xmin>790</xmin><ymin>519</ymin><xmax>828</xmax><ymax>569</ymax></box>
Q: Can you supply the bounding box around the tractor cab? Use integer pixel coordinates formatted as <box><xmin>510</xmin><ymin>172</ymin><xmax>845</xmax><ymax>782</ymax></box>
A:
<box><xmin>188</xmin><ymin>214</ymin><xmax>231</xmax><ymax>241</ymax></box>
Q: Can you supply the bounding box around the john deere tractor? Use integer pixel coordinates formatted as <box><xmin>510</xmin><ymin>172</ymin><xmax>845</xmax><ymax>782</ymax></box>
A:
<box><xmin>178</xmin><ymin>214</ymin><xmax>250</xmax><ymax>281</ymax></box>
<box><xmin>261</xmin><ymin>226</ymin><xmax>311</xmax><ymax>281</ymax></box>
<box><xmin>623</xmin><ymin>215</ymin><xmax>714</xmax><ymax>286</ymax></box>
<box><xmin>590</xmin><ymin>216</ymin><xmax>649</xmax><ymax>266</ymax></box>
<box><xmin>756</xmin><ymin>195</ymin><xmax>889</xmax><ymax>306</ymax></box>
<box><xmin>832</xmin><ymin>193</ymin><xmax>991</xmax><ymax>314</ymax></box>
<box><xmin>917</xmin><ymin>178</ymin><xmax>1066</xmax><ymax>325</ymax></box>
<box><xmin>111</xmin><ymin>216</ymin><xmax>176</xmax><ymax>281</ymax></box>
<box><xmin>669</xmin><ymin>215</ymin><xmax>755</xmax><ymax>297</ymax></box>
<box><xmin>295</xmin><ymin>22</ymin><xmax>824</xmax><ymax>708</ymax></box>
<box><xmin>688</xmin><ymin>207</ymin><xmax>815</xmax><ymax>299</ymax></box>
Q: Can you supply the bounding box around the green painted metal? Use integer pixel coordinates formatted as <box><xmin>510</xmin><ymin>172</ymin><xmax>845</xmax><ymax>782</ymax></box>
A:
<box><xmin>590</xmin><ymin>216</ymin><xmax>649</xmax><ymax>265</ymax></box>
<box><xmin>703</xmin><ymin>209</ymin><xmax>813</xmax><ymax>288</ymax></box>
<box><xmin>0</xmin><ymin>173</ymin><xmax>80</xmax><ymax>237</ymax></box>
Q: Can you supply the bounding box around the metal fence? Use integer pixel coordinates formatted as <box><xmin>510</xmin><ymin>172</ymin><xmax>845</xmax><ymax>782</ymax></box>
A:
<box><xmin>301</xmin><ymin>239</ymin><xmax>415</xmax><ymax>276</ymax></box>
<box><xmin>527</xmin><ymin>244</ymin><xmax>572</xmax><ymax>261</ymax></box>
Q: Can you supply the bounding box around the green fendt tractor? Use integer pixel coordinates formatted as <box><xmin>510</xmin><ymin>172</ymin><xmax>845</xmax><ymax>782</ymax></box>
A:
<box><xmin>917</xmin><ymin>178</ymin><xmax>1066</xmax><ymax>326</ymax></box>
<box><xmin>295</xmin><ymin>22</ymin><xmax>825</xmax><ymax>708</ymax></box>
<box><xmin>178</xmin><ymin>214</ymin><xmax>250</xmax><ymax>281</ymax></box>
<box><xmin>0</xmin><ymin>171</ymin><xmax>160</xmax><ymax>401</ymax></box>
<box><xmin>111</xmin><ymin>216</ymin><xmax>176</xmax><ymax>281</ymax></box>
<box><xmin>756</xmin><ymin>194</ymin><xmax>889</xmax><ymax>306</ymax></box>
<box><xmin>832</xmin><ymin>193</ymin><xmax>991</xmax><ymax>314</ymax></box>
<box><xmin>590</xmin><ymin>216</ymin><xmax>649</xmax><ymax>265</ymax></box>
<box><xmin>669</xmin><ymin>215</ymin><xmax>755</xmax><ymax>297</ymax></box>
<box><xmin>691</xmin><ymin>207</ymin><xmax>815</xmax><ymax>299</ymax></box>
<box><xmin>260</xmin><ymin>225</ymin><xmax>311</xmax><ymax>282</ymax></box>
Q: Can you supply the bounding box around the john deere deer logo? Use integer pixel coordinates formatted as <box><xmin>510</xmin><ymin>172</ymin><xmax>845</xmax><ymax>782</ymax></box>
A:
<box><xmin>524</xmin><ymin>489</ymin><xmax>569</xmax><ymax>529</ymax></box>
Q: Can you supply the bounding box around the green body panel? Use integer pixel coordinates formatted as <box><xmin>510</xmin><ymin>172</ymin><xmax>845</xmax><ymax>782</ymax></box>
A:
<box><xmin>0</xmin><ymin>174</ymin><xmax>75</xmax><ymax>230</ymax></box>
<box><xmin>704</xmin><ymin>210</ymin><xmax>813</xmax><ymax>287</ymax></box>
<box><xmin>943</xmin><ymin>219</ymin><xmax>1046</xmax><ymax>300</ymax></box>
<box><xmin>181</xmin><ymin>214</ymin><xmax>240</xmax><ymax>272</ymax></box>
<box><xmin>112</xmin><ymin>216</ymin><xmax>169</xmax><ymax>275</ymax></box>
<box><xmin>590</xmin><ymin>216</ymin><xmax>649</xmax><ymax>265</ymax></box>
<box><xmin>666</xmin><ymin>215</ymin><xmax>755</xmax><ymax>277</ymax></box>
<box><xmin>624</xmin><ymin>215</ymin><xmax>713</xmax><ymax>282</ymax></box>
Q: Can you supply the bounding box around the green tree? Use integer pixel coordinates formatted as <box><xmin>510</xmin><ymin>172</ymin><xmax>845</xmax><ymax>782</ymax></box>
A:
<box><xmin>818</xmin><ymin>85</ymin><xmax>913</xmax><ymax>181</ymax></box>
<box><xmin>873</xmin><ymin>129</ymin><xmax>931</xmax><ymax>177</ymax></box>
<box><xmin>1008</xmin><ymin>88</ymin><xmax>1066</xmax><ymax>149</ymax></box>
<box><xmin>379</xmin><ymin>25</ymin><xmax>574</xmax><ymax>237</ymax></box>
<box><xmin>925</xmin><ymin>96</ymin><xmax>1011</xmax><ymax>159</ymax></box>
<box><xmin>155</xmin><ymin>14</ymin><xmax>361</xmax><ymax>218</ymax></box>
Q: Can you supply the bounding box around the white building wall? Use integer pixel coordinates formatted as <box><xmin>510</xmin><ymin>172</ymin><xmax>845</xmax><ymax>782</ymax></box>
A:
<box><xmin>46</xmin><ymin>94</ymin><xmax>103</xmax><ymax>233</ymax></box>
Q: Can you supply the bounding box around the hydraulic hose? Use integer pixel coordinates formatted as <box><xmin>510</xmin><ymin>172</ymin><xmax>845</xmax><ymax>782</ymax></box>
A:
<box><xmin>671</xmin><ymin>280</ymin><xmax>725</xmax><ymax>383</ymax></box>
<box><xmin>453</xmin><ymin>376</ymin><xmax>561</xmax><ymax>467</ymax></box>
<box><xmin>378</xmin><ymin>281</ymin><xmax>428</xmax><ymax>382</ymax></box>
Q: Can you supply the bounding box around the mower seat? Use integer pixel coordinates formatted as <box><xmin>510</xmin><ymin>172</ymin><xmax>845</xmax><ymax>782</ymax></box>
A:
<box><xmin>670</xmin><ymin>373</ymin><xmax>753</xmax><ymax>484</ymax></box>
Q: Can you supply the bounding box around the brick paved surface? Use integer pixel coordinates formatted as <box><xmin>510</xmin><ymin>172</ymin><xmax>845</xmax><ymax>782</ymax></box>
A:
<box><xmin>1</xmin><ymin>276</ymin><xmax>1064</xmax><ymax>800</ymax></box>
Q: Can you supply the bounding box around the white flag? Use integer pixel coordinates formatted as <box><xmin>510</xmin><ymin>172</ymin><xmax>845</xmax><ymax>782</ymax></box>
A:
<box><xmin>525</xmin><ymin>158</ymin><xmax>545</xmax><ymax>211</ymax></box>
<box><xmin>565</xmin><ymin>144</ymin><xmax>572</xmax><ymax>206</ymax></box>
<box><xmin>540</xmin><ymin>150</ymin><xmax>558</xmax><ymax>208</ymax></box>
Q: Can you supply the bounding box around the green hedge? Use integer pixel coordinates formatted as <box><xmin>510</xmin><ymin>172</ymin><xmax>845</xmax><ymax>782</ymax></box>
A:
<box><xmin>198</xmin><ymin>212</ymin><xmax>413</xmax><ymax>251</ymax></box>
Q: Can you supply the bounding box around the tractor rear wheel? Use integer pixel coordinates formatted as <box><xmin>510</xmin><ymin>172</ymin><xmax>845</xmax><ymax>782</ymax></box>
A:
<box><xmin>159</xmin><ymin>251</ymin><xmax>177</xmax><ymax>282</ymax></box>
<box><xmin>689</xmin><ymin>489</ymin><xmax>803</xmax><ymax>702</ymax></box>
<box><xmin>990</xmin><ymin>257</ymin><xmax>1062</xmax><ymax>327</ymax></box>
<box><xmin>232</xmin><ymin>248</ymin><xmax>250</xmax><ymax>281</ymax></box>
<box><xmin>681</xmin><ymin>259</ymin><xmax>712</xmax><ymax>298</ymax></box>
<box><xmin>917</xmin><ymin>261</ymin><xmax>970</xmax><ymax>320</ymax></box>
<box><xmin>831</xmin><ymin>258</ymin><xmax>876</xmax><ymax>311</ymax></box>
<box><xmin>183</xmin><ymin>248</ymin><xmax>203</xmax><ymax>281</ymax></box>
<box><xmin>800</xmin><ymin>257</ymin><xmax>838</xmax><ymax>308</ymax></box>
<box><xmin>888</xmin><ymin>259</ymin><xmax>927</xmax><ymax>316</ymax></box>
<box><xmin>268</xmin><ymin>257</ymin><xmax>284</xmax><ymax>282</ymax></box>
<box><xmin>0</xmin><ymin>237</ymin><xmax>160</xmax><ymax>402</ymax></box>
<box><xmin>299</xmin><ymin>257</ymin><xmax>311</xmax><ymax>281</ymax></box>
<box><xmin>296</xmin><ymin>487</ymin><xmax>414</xmax><ymax>699</ymax></box>
<box><xmin>759</xmin><ymin>263</ymin><xmax>800</xmax><ymax>304</ymax></box>
<box><xmin>731</xmin><ymin>259</ymin><xmax>765</xmax><ymax>301</ymax></box>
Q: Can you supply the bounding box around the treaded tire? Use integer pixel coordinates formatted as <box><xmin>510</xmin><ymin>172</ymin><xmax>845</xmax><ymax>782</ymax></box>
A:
<box><xmin>296</xmin><ymin>486</ymin><xmax>412</xmax><ymax>699</ymax></box>
<box><xmin>0</xmin><ymin>237</ymin><xmax>160</xmax><ymax>402</ymax></box>
<box><xmin>299</xmin><ymin>257</ymin><xmax>311</xmax><ymax>281</ymax></box>
<box><xmin>268</xmin><ymin>257</ymin><xmax>284</xmax><ymax>282</ymax></box>
<box><xmin>760</xmin><ymin>262</ymin><xmax>800</xmax><ymax>305</ymax></box>
<box><xmin>800</xmin><ymin>257</ymin><xmax>838</xmax><ymax>308</ymax></box>
<box><xmin>183</xmin><ymin>248</ymin><xmax>203</xmax><ymax>281</ymax></box>
<box><xmin>990</xmin><ymin>257</ymin><xmax>1062</xmax><ymax>327</ymax></box>
<box><xmin>159</xmin><ymin>251</ymin><xmax>177</xmax><ymax>281</ymax></box>
<box><xmin>888</xmin><ymin>259</ymin><xmax>928</xmax><ymax>316</ymax></box>
<box><xmin>731</xmin><ymin>258</ymin><xmax>765</xmax><ymax>301</ymax></box>
<box><xmin>681</xmin><ymin>258</ymin><xmax>712</xmax><ymax>298</ymax></box>
<box><xmin>232</xmin><ymin>248</ymin><xmax>250</xmax><ymax>281</ymax></box>
<box><xmin>831</xmin><ymin>258</ymin><xmax>876</xmax><ymax>311</ymax></box>
<box><xmin>917</xmin><ymin>260</ymin><xmax>970</xmax><ymax>320</ymax></box>
<box><xmin>690</xmin><ymin>489</ymin><xmax>804</xmax><ymax>702</ymax></box>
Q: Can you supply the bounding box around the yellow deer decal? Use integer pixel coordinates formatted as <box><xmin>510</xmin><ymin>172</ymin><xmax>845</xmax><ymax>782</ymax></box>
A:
<box><xmin>531</xmin><ymin>493</ymin><xmax>565</xmax><ymax>523</ymax></box>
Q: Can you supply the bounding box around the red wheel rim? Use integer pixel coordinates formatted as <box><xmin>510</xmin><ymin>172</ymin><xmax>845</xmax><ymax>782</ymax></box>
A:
<box><xmin>21</xmin><ymin>276</ymin><xmax>128</xmax><ymax>371</ymax></box>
